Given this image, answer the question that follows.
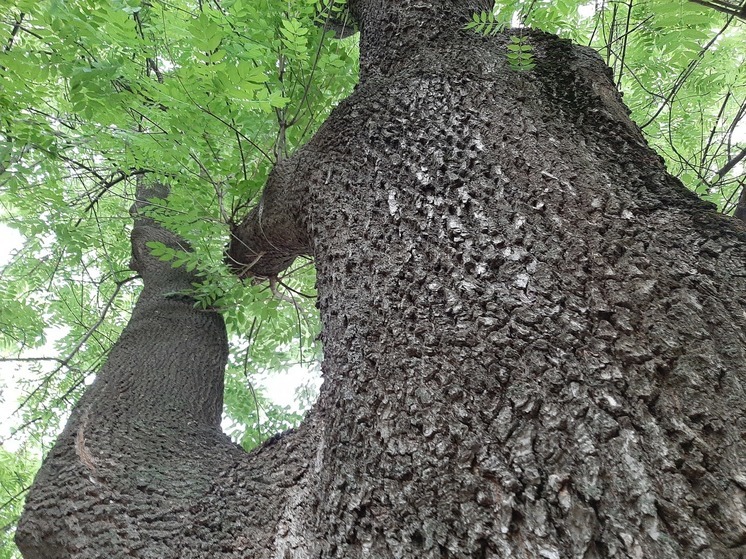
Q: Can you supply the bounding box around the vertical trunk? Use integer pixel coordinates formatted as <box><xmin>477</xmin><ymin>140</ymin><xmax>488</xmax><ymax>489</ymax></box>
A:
<box><xmin>735</xmin><ymin>184</ymin><xmax>746</xmax><ymax>222</ymax></box>
<box><xmin>16</xmin><ymin>181</ymin><xmax>230</xmax><ymax>555</ymax></box>
<box><xmin>230</xmin><ymin>5</ymin><xmax>746</xmax><ymax>558</ymax></box>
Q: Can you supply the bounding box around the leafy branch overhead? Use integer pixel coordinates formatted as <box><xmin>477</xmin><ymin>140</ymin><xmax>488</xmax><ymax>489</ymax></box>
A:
<box><xmin>465</xmin><ymin>10</ymin><xmax>535</xmax><ymax>71</ymax></box>
<box><xmin>466</xmin><ymin>0</ymin><xmax>745</xmax><ymax>216</ymax></box>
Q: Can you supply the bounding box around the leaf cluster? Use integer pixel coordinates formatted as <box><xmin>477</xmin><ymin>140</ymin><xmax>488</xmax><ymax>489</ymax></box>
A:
<box><xmin>0</xmin><ymin>2</ymin><xmax>356</xmax><ymax>553</ymax></box>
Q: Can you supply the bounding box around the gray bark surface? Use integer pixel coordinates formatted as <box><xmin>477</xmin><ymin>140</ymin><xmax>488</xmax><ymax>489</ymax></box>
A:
<box><xmin>16</xmin><ymin>183</ymin><xmax>320</xmax><ymax>558</ymax></box>
<box><xmin>20</xmin><ymin>1</ymin><xmax>746</xmax><ymax>558</ymax></box>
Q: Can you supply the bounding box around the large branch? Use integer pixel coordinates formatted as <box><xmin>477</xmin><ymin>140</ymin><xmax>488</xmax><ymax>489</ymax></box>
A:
<box><xmin>228</xmin><ymin>157</ymin><xmax>313</xmax><ymax>279</ymax></box>
<box><xmin>15</xmin><ymin>179</ymin><xmax>319</xmax><ymax>558</ymax></box>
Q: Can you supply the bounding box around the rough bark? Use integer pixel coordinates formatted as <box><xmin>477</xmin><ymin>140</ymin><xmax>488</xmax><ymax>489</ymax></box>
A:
<box><xmin>20</xmin><ymin>1</ymin><xmax>746</xmax><ymax>558</ymax></box>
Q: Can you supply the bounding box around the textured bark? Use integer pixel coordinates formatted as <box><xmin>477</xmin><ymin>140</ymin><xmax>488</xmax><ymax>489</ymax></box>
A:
<box><xmin>16</xmin><ymin>183</ymin><xmax>320</xmax><ymax>558</ymax></box>
<box><xmin>21</xmin><ymin>1</ymin><xmax>746</xmax><ymax>558</ymax></box>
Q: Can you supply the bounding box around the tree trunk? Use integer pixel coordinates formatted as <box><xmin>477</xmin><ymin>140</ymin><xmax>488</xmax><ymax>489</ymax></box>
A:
<box><xmin>19</xmin><ymin>1</ymin><xmax>746</xmax><ymax>558</ymax></box>
<box><xmin>15</xmin><ymin>182</ymin><xmax>320</xmax><ymax>558</ymax></box>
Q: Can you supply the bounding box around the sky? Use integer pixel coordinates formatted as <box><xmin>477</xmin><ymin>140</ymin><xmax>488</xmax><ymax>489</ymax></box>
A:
<box><xmin>0</xmin><ymin>223</ymin><xmax>23</xmax><ymax>267</ymax></box>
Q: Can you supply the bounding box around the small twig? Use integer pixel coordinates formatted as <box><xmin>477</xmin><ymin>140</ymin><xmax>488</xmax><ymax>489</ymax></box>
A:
<box><xmin>242</xmin><ymin>321</ymin><xmax>263</xmax><ymax>440</ymax></box>
<box><xmin>0</xmin><ymin>356</ymin><xmax>65</xmax><ymax>364</ymax></box>
<box><xmin>0</xmin><ymin>485</ymin><xmax>31</xmax><ymax>513</ymax></box>
<box><xmin>3</xmin><ymin>12</ymin><xmax>24</xmax><ymax>53</ymax></box>
<box><xmin>268</xmin><ymin>276</ymin><xmax>296</xmax><ymax>304</ymax></box>
<box><xmin>640</xmin><ymin>17</ymin><xmax>733</xmax><ymax>129</ymax></box>
<box><xmin>276</xmin><ymin>279</ymin><xmax>315</xmax><ymax>299</ymax></box>
<box><xmin>75</xmin><ymin>169</ymin><xmax>149</xmax><ymax>225</ymax></box>
<box><xmin>688</xmin><ymin>0</ymin><xmax>746</xmax><ymax>20</ymax></box>
<box><xmin>733</xmin><ymin>178</ymin><xmax>746</xmax><ymax>222</ymax></box>
<box><xmin>713</xmin><ymin>147</ymin><xmax>746</xmax><ymax>181</ymax></box>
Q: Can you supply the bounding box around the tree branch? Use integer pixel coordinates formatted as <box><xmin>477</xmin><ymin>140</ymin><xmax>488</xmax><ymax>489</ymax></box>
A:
<box><xmin>3</xmin><ymin>12</ymin><xmax>24</xmax><ymax>53</ymax></box>
<box><xmin>11</xmin><ymin>275</ymin><xmax>136</xmax><ymax>420</ymax></box>
<box><xmin>714</xmin><ymin>147</ymin><xmax>746</xmax><ymax>181</ymax></box>
<box><xmin>688</xmin><ymin>0</ymin><xmax>746</xmax><ymax>20</ymax></box>
<box><xmin>734</xmin><ymin>179</ymin><xmax>746</xmax><ymax>222</ymax></box>
<box><xmin>640</xmin><ymin>17</ymin><xmax>733</xmax><ymax>129</ymax></box>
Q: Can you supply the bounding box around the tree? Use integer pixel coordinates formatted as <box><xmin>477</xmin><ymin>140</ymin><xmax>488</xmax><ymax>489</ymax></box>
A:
<box><xmin>2</xmin><ymin>0</ymin><xmax>746</xmax><ymax>557</ymax></box>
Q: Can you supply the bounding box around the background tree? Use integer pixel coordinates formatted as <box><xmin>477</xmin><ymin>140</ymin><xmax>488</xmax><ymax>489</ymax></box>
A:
<box><xmin>0</xmin><ymin>0</ymin><xmax>744</xmax><ymax>557</ymax></box>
